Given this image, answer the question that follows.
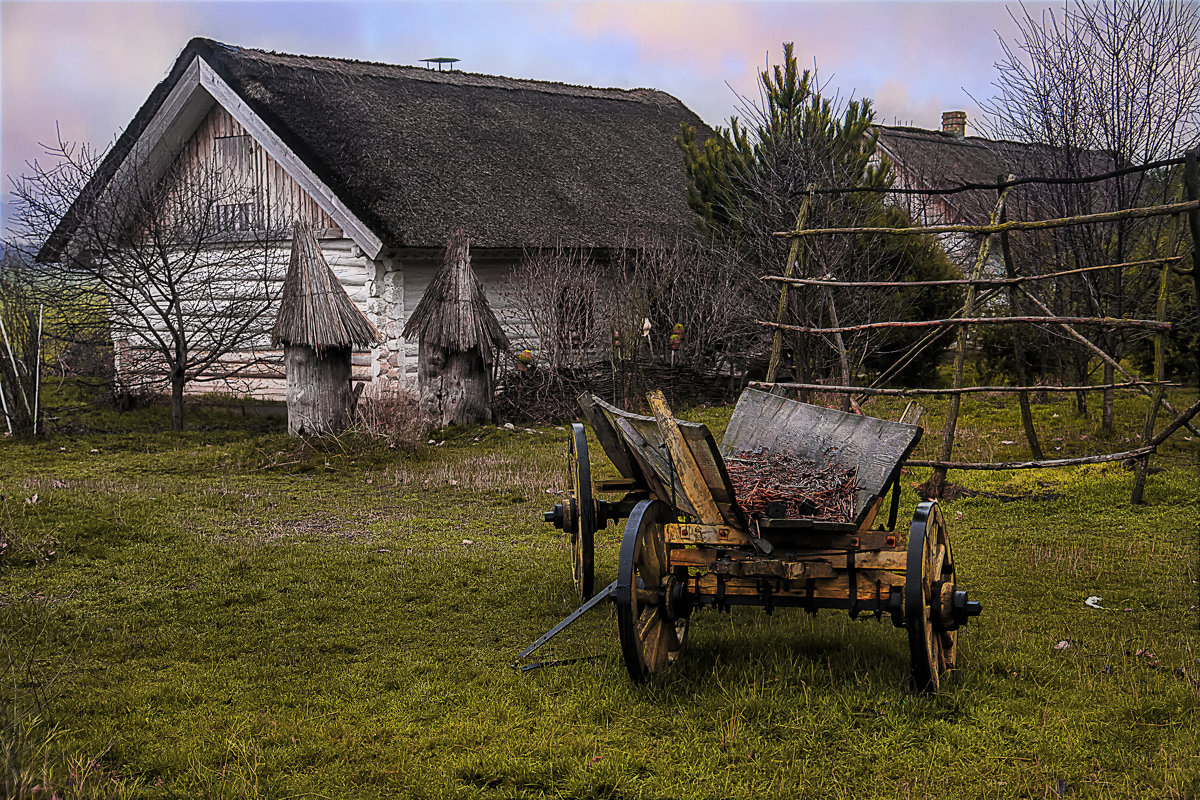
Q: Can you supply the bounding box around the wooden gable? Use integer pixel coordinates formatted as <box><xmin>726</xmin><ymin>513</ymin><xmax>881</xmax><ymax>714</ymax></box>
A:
<box><xmin>163</xmin><ymin>104</ymin><xmax>340</xmax><ymax>236</ymax></box>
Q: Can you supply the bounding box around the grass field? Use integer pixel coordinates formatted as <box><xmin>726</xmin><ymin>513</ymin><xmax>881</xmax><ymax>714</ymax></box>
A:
<box><xmin>1</xmin><ymin>387</ymin><xmax>1197</xmax><ymax>799</ymax></box>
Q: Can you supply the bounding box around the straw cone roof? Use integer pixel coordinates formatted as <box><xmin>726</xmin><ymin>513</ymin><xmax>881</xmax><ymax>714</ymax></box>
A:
<box><xmin>272</xmin><ymin>222</ymin><xmax>381</xmax><ymax>350</ymax></box>
<box><xmin>403</xmin><ymin>230</ymin><xmax>509</xmax><ymax>365</ymax></box>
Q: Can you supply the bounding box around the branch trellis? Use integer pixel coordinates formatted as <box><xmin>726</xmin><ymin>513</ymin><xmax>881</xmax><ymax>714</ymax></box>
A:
<box><xmin>754</xmin><ymin>149</ymin><xmax>1200</xmax><ymax>503</ymax></box>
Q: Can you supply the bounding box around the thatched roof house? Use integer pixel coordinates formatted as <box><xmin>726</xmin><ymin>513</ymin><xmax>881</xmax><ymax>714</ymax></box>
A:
<box><xmin>877</xmin><ymin>113</ymin><xmax>1118</xmax><ymax>224</ymax></box>
<box><xmin>40</xmin><ymin>38</ymin><xmax>712</xmax><ymax>398</ymax></box>
<box><xmin>876</xmin><ymin>113</ymin><xmax>1118</xmax><ymax>266</ymax></box>
<box><xmin>44</xmin><ymin>38</ymin><xmax>709</xmax><ymax>262</ymax></box>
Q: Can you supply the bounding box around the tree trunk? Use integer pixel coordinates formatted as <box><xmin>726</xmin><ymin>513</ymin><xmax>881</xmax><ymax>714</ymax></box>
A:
<box><xmin>285</xmin><ymin>344</ymin><xmax>353</xmax><ymax>436</ymax></box>
<box><xmin>418</xmin><ymin>342</ymin><xmax>492</xmax><ymax>427</ymax></box>
<box><xmin>170</xmin><ymin>369</ymin><xmax>185</xmax><ymax>431</ymax></box>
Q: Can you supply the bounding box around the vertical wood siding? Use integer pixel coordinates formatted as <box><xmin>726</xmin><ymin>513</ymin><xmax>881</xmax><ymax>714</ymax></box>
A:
<box><xmin>174</xmin><ymin>105</ymin><xmax>338</xmax><ymax>231</ymax></box>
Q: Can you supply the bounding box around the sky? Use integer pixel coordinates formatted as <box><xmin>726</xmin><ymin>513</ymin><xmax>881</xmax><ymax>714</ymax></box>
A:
<box><xmin>0</xmin><ymin>0</ymin><xmax>1051</xmax><ymax>233</ymax></box>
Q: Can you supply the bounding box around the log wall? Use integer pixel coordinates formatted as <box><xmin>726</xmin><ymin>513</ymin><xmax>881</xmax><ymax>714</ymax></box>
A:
<box><xmin>112</xmin><ymin>102</ymin><xmax>540</xmax><ymax>402</ymax></box>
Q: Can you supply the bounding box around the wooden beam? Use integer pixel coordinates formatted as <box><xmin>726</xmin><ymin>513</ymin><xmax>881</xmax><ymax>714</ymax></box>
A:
<box><xmin>196</xmin><ymin>57</ymin><xmax>385</xmax><ymax>260</ymax></box>
<box><xmin>757</xmin><ymin>315</ymin><xmax>1172</xmax><ymax>334</ymax></box>
<box><xmin>760</xmin><ymin>256</ymin><xmax>1183</xmax><ymax>289</ymax></box>
<box><xmin>751</xmin><ymin>380</ymin><xmax>1176</xmax><ymax>396</ymax></box>
<box><xmin>776</xmin><ymin>200</ymin><xmax>1199</xmax><ymax>238</ymax></box>
<box><xmin>646</xmin><ymin>390</ymin><xmax>724</xmax><ymax>525</ymax></box>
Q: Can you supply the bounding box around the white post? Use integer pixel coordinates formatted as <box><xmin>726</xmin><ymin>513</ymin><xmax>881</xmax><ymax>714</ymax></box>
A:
<box><xmin>33</xmin><ymin>305</ymin><xmax>43</xmax><ymax>435</ymax></box>
<box><xmin>0</xmin><ymin>383</ymin><xmax>11</xmax><ymax>435</ymax></box>
<box><xmin>0</xmin><ymin>315</ymin><xmax>30</xmax><ymax>413</ymax></box>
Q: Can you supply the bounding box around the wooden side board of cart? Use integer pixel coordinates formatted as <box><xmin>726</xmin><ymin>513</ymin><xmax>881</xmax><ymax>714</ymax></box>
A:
<box><xmin>537</xmin><ymin>388</ymin><xmax>982</xmax><ymax>692</ymax></box>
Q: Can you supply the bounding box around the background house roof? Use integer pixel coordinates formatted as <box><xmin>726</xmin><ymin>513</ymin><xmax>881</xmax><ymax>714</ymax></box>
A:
<box><xmin>50</xmin><ymin>37</ymin><xmax>713</xmax><ymax>256</ymax></box>
<box><xmin>876</xmin><ymin>125</ymin><xmax>1118</xmax><ymax>222</ymax></box>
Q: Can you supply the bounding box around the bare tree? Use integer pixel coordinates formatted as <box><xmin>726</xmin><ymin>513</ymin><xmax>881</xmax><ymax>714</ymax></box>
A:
<box><xmin>499</xmin><ymin>238</ymin><xmax>763</xmax><ymax>406</ymax></box>
<box><xmin>977</xmin><ymin>0</ymin><xmax>1200</xmax><ymax>427</ymax></box>
<box><xmin>9</xmin><ymin>132</ymin><xmax>286</xmax><ymax>430</ymax></box>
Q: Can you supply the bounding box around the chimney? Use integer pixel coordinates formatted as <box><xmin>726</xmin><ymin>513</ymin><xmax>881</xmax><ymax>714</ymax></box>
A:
<box><xmin>942</xmin><ymin>110</ymin><xmax>967</xmax><ymax>139</ymax></box>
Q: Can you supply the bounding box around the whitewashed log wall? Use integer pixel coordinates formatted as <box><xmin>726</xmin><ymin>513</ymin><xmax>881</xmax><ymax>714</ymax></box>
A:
<box><xmin>113</xmin><ymin>103</ymin><xmax>534</xmax><ymax>402</ymax></box>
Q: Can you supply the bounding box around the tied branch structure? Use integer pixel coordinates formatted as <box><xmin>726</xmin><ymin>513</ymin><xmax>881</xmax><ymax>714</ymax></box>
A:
<box><xmin>757</xmin><ymin>150</ymin><xmax>1200</xmax><ymax>503</ymax></box>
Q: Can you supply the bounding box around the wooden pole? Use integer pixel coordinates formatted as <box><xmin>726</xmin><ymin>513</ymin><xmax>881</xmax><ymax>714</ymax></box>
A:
<box><xmin>1018</xmin><ymin>286</ymin><xmax>1200</xmax><ymax>437</ymax></box>
<box><xmin>1186</xmin><ymin>149</ymin><xmax>1200</xmax><ymax>382</ymax></box>
<box><xmin>999</xmin><ymin>203</ymin><xmax>1042</xmax><ymax>459</ymax></box>
<box><xmin>908</xmin><ymin>395</ymin><xmax>1200</xmax><ymax>471</ymax></box>
<box><xmin>758</xmin><ymin>314</ymin><xmax>1170</xmax><ymax>334</ymax></box>
<box><xmin>32</xmin><ymin>305</ymin><xmax>42</xmax><ymax>436</ymax></box>
<box><xmin>824</xmin><ymin>287</ymin><xmax>852</xmax><ymax>411</ymax></box>
<box><xmin>762</xmin><ymin>256</ymin><xmax>1183</xmax><ymax>289</ymax></box>
<box><xmin>0</xmin><ymin>315</ymin><xmax>30</xmax><ymax>415</ymax></box>
<box><xmin>0</xmin><ymin>382</ymin><xmax>11</xmax><ymax>435</ymax></box>
<box><xmin>751</xmin><ymin>379</ymin><xmax>1175</xmax><ymax>396</ymax></box>
<box><xmin>908</xmin><ymin>447</ymin><xmax>1154</xmax><ymax>470</ymax></box>
<box><xmin>1131</xmin><ymin>265</ymin><xmax>1169</xmax><ymax>504</ymax></box>
<box><xmin>776</xmin><ymin>200</ymin><xmax>1199</xmax><ymax>238</ymax></box>
<box><xmin>931</xmin><ymin>180</ymin><xmax>1012</xmax><ymax>497</ymax></box>
<box><xmin>765</xmin><ymin>190</ymin><xmax>813</xmax><ymax>384</ymax></box>
<box><xmin>646</xmin><ymin>389</ymin><xmax>724</xmax><ymax>525</ymax></box>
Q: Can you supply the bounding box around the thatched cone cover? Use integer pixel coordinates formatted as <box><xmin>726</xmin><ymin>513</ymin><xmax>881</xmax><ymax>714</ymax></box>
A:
<box><xmin>273</xmin><ymin>222</ymin><xmax>380</xmax><ymax>436</ymax></box>
<box><xmin>273</xmin><ymin>221</ymin><xmax>381</xmax><ymax>351</ymax></box>
<box><xmin>404</xmin><ymin>231</ymin><xmax>509</xmax><ymax>426</ymax></box>
<box><xmin>403</xmin><ymin>230</ymin><xmax>508</xmax><ymax>364</ymax></box>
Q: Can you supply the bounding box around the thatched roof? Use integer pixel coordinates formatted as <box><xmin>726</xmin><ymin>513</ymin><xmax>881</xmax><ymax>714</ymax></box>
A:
<box><xmin>403</xmin><ymin>230</ymin><xmax>508</xmax><ymax>364</ymax></box>
<box><xmin>877</xmin><ymin>126</ymin><xmax>1117</xmax><ymax>223</ymax></box>
<box><xmin>43</xmin><ymin>38</ymin><xmax>712</xmax><ymax>260</ymax></box>
<box><xmin>273</xmin><ymin>222</ymin><xmax>381</xmax><ymax>350</ymax></box>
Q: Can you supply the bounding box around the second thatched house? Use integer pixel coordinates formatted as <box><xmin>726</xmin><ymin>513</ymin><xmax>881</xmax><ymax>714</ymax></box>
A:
<box><xmin>40</xmin><ymin>38</ymin><xmax>712</xmax><ymax>399</ymax></box>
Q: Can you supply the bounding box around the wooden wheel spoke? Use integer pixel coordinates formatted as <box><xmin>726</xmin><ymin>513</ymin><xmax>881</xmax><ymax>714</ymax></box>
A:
<box><xmin>636</xmin><ymin>609</ymin><xmax>658</xmax><ymax>644</ymax></box>
<box><xmin>931</xmin><ymin>544</ymin><xmax>946</xmax><ymax>582</ymax></box>
<box><xmin>616</xmin><ymin>500</ymin><xmax>690</xmax><ymax>681</ymax></box>
<box><xmin>907</xmin><ymin>501</ymin><xmax>958</xmax><ymax>693</ymax></box>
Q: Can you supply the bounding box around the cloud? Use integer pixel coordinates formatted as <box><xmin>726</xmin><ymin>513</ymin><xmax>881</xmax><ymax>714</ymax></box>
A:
<box><xmin>2</xmin><ymin>0</ymin><xmax>1048</xmax><ymax>232</ymax></box>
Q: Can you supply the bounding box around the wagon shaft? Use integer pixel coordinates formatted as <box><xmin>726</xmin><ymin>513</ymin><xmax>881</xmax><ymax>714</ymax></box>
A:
<box><xmin>725</xmin><ymin>450</ymin><xmax>858</xmax><ymax>522</ymax></box>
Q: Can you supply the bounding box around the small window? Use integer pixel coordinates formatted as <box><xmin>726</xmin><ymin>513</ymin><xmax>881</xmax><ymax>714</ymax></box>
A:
<box><xmin>217</xmin><ymin>203</ymin><xmax>254</xmax><ymax>231</ymax></box>
<box><xmin>214</xmin><ymin>135</ymin><xmax>253</xmax><ymax>176</ymax></box>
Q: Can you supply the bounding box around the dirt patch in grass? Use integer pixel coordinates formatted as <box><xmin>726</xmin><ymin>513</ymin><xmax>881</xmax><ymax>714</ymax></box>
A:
<box><xmin>208</xmin><ymin>511</ymin><xmax>374</xmax><ymax>546</ymax></box>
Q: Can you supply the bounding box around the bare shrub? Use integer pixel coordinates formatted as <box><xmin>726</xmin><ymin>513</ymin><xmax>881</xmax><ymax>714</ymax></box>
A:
<box><xmin>352</xmin><ymin>384</ymin><xmax>427</xmax><ymax>447</ymax></box>
<box><xmin>498</xmin><ymin>238</ymin><xmax>763</xmax><ymax>418</ymax></box>
<box><xmin>500</xmin><ymin>245</ymin><xmax>605</xmax><ymax>371</ymax></box>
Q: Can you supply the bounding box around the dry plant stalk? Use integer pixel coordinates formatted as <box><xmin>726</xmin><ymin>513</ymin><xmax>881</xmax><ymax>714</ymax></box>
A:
<box><xmin>726</xmin><ymin>449</ymin><xmax>857</xmax><ymax>521</ymax></box>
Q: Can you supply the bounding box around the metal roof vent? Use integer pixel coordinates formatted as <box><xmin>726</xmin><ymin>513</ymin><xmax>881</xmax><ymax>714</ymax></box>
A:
<box><xmin>421</xmin><ymin>57</ymin><xmax>460</xmax><ymax>71</ymax></box>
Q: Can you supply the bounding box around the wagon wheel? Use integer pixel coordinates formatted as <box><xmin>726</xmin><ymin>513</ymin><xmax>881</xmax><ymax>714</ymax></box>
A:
<box><xmin>566</xmin><ymin>423</ymin><xmax>597</xmax><ymax>601</ymax></box>
<box><xmin>616</xmin><ymin>499</ymin><xmax>690</xmax><ymax>682</ymax></box>
<box><xmin>906</xmin><ymin>500</ymin><xmax>958</xmax><ymax>692</ymax></box>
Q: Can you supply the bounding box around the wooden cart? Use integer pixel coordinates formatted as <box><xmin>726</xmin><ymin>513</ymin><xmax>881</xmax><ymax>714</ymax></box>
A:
<box><xmin>540</xmin><ymin>388</ymin><xmax>981</xmax><ymax>691</ymax></box>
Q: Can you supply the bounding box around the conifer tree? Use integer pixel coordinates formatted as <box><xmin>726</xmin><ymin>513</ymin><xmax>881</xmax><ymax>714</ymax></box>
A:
<box><xmin>677</xmin><ymin>43</ymin><xmax>959</xmax><ymax>385</ymax></box>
